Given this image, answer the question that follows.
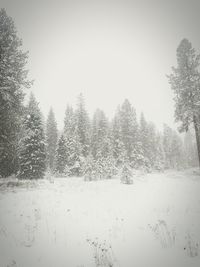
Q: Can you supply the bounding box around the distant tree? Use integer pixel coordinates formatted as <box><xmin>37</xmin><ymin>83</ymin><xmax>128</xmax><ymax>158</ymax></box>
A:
<box><xmin>184</xmin><ymin>130</ymin><xmax>198</xmax><ymax>167</ymax></box>
<box><xmin>138</xmin><ymin>114</ymin><xmax>165</xmax><ymax>171</ymax></box>
<box><xmin>163</xmin><ymin>124</ymin><xmax>184</xmax><ymax>169</ymax></box>
<box><xmin>120</xmin><ymin>164</ymin><xmax>133</xmax><ymax>184</ymax></box>
<box><xmin>18</xmin><ymin>94</ymin><xmax>46</xmax><ymax>179</ymax></box>
<box><xmin>63</xmin><ymin>104</ymin><xmax>83</xmax><ymax>176</ymax></box>
<box><xmin>90</xmin><ymin>109</ymin><xmax>116</xmax><ymax>179</ymax></box>
<box><xmin>139</xmin><ymin>113</ymin><xmax>149</xmax><ymax>151</ymax></box>
<box><xmin>0</xmin><ymin>9</ymin><xmax>31</xmax><ymax>177</ymax></box>
<box><xmin>64</xmin><ymin>134</ymin><xmax>83</xmax><ymax>176</ymax></box>
<box><xmin>46</xmin><ymin>107</ymin><xmax>58</xmax><ymax>171</ymax></box>
<box><xmin>168</xmin><ymin>39</ymin><xmax>200</xmax><ymax>167</ymax></box>
<box><xmin>91</xmin><ymin>109</ymin><xmax>101</xmax><ymax>159</ymax></box>
<box><xmin>91</xmin><ymin>109</ymin><xmax>111</xmax><ymax>159</ymax></box>
<box><xmin>95</xmin><ymin>155</ymin><xmax>117</xmax><ymax>180</ymax></box>
<box><xmin>147</xmin><ymin>122</ymin><xmax>158</xmax><ymax>168</ymax></box>
<box><xmin>171</xmin><ymin>130</ymin><xmax>184</xmax><ymax>169</ymax></box>
<box><xmin>154</xmin><ymin>133</ymin><xmax>165</xmax><ymax>171</ymax></box>
<box><xmin>75</xmin><ymin>94</ymin><xmax>90</xmax><ymax>156</ymax></box>
<box><xmin>64</xmin><ymin>105</ymin><xmax>75</xmax><ymax>136</ymax></box>
<box><xmin>54</xmin><ymin>134</ymin><xmax>67</xmax><ymax>175</ymax></box>
<box><xmin>139</xmin><ymin>113</ymin><xmax>151</xmax><ymax>169</ymax></box>
<box><xmin>163</xmin><ymin>124</ymin><xmax>173</xmax><ymax>168</ymax></box>
<box><xmin>83</xmin><ymin>155</ymin><xmax>96</xmax><ymax>181</ymax></box>
<box><xmin>120</xmin><ymin>99</ymin><xmax>139</xmax><ymax>166</ymax></box>
<box><xmin>111</xmin><ymin>107</ymin><xmax>126</xmax><ymax>166</ymax></box>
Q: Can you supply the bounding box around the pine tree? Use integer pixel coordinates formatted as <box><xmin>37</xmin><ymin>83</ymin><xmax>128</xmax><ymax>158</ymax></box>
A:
<box><xmin>163</xmin><ymin>124</ymin><xmax>184</xmax><ymax>169</ymax></box>
<box><xmin>101</xmin><ymin>155</ymin><xmax>117</xmax><ymax>179</ymax></box>
<box><xmin>138</xmin><ymin>113</ymin><xmax>151</xmax><ymax>169</ymax></box>
<box><xmin>46</xmin><ymin>107</ymin><xmax>58</xmax><ymax>171</ymax></box>
<box><xmin>64</xmin><ymin>105</ymin><xmax>75</xmax><ymax>137</ymax></box>
<box><xmin>139</xmin><ymin>114</ymin><xmax>165</xmax><ymax>171</ymax></box>
<box><xmin>91</xmin><ymin>109</ymin><xmax>100</xmax><ymax>159</ymax></box>
<box><xmin>63</xmin><ymin>104</ymin><xmax>83</xmax><ymax>176</ymax></box>
<box><xmin>147</xmin><ymin>122</ymin><xmax>157</xmax><ymax>168</ymax></box>
<box><xmin>54</xmin><ymin>134</ymin><xmax>67</xmax><ymax>175</ymax></box>
<box><xmin>91</xmin><ymin>109</ymin><xmax>111</xmax><ymax>159</ymax></box>
<box><xmin>64</xmin><ymin>134</ymin><xmax>83</xmax><ymax>176</ymax></box>
<box><xmin>18</xmin><ymin>94</ymin><xmax>46</xmax><ymax>179</ymax></box>
<box><xmin>184</xmin><ymin>130</ymin><xmax>198</xmax><ymax>167</ymax></box>
<box><xmin>168</xmin><ymin>39</ymin><xmax>200</xmax><ymax>167</ymax></box>
<box><xmin>83</xmin><ymin>155</ymin><xmax>96</xmax><ymax>181</ymax></box>
<box><xmin>120</xmin><ymin>99</ymin><xmax>139</xmax><ymax>166</ymax></box>
<box><xmin>0</xmin><ymin>9</ymin><xmax>31</xmax><ymax>177</ymax></box>
<box><xmin>171</xmin><ymin>131</ymin><xmax>184</xmax><ymax>169</ymax></box>
<box><xmin>154</xmin><ymin>133</ymin><xmax>165</xmax><ymax>171</ymax></box>
<box><xmin>75</xmin><ymin>94</ymin><xmax>90</xmax><ymax>157</ymax></box>
<box><xmin>91</xmin><ymin>109</ymin><xmax>116</xmax><ymax>179</ymax></box>
<box><xmin>111</xmin><ymin>107</ymin><xmax>126</xmax><ymax>166</ymax></box>
<box><xmin>163</xmin><ymin>124</ymin><xmax>173</xmax><ymax>168</ymax></box>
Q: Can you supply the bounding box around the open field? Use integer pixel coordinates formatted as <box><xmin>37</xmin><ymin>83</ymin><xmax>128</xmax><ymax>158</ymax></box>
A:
<box><xmin>0</xmin><ymin>170</ymin><xmax>200</xmax><ymax>267</ymax></box>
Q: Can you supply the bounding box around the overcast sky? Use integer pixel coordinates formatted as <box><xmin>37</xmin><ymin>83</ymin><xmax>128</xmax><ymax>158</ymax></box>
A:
<box><xmin>1</xmin><ymin>0</ymin><xmax>200</xmax><ymax>130</ymax></box>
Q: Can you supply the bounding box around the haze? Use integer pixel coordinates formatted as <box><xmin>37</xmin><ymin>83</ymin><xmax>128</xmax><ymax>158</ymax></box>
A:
<box><xmin>1</xmin><ymin>0</ymin><xmax>200</xmax><ymax>130</ymax></box>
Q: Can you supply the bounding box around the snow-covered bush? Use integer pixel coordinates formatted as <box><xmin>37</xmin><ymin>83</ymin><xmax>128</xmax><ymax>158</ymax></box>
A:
<box><xmin>86</xmin><ymin>238</ymin><xmax>116</xmax><ymax>267</ymax></box>
<box><xmin>102</xmin><ymin>157</ymin><xmax>118</xmax><ymax>179</ymax></box>
<box><xmin>83</xmin><ymin>156</ymin><xmax>96</xmax><ymax>181</ymax></box>
<box><xmin>84</xmin><ymin>156</ymin><xmax>117</xmax><ymax>181</ymax></box>
<box><xmin>65</xmin><ymin>160</ymin><xmax>82</xmax><ymax>177</ymax></box>
<box><xmin>94</xmin><ymin>156</ymin><xmax>117</xmax><ymax>180</ymax></box>
<box><xmin>120</xmin><ymin>163</ymin><xmax>133</xmax><ymax>184</ymax></box>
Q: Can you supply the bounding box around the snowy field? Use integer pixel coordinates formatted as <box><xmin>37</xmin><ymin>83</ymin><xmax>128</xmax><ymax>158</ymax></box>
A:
<box><xmin>0</xmin><ymin>170</ymin><xmax>200</xmax><ymax>267</ymax></box>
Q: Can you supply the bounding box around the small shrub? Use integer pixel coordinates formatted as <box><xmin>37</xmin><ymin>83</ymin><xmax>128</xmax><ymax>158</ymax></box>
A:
<box><xmin>184</xmin><ymin>232</ymin><xmax>199</xmax><ymax>257</ymax></box>
<box><xmin>86</xmin><ymin>238</ymin><xmax>117</xmax><ymax>267</ymax></box>
<box><xmin>120</xmin><ymin>164</ymin><xmax>133</xmax><ymax>184</ymax></box>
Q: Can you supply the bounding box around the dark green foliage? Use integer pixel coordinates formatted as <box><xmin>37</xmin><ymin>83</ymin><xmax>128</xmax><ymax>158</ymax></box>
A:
<box><xmin>95</xmin><ymin>156</ymin><xmax>117</xmax><ymax>180</ymax></box>
<box><xmin>168</xmin><ymin>39</ymin><xmax>200</xmax><ymax>132</ymax></box>
<box><xmin>84</xmin><ymin>155</ymin><xmax>117</xmax><ymax>181</ymax></box>
<box><xmin>63</xmin><ymin>104</ymin><xmax>83</xmax><ymax>176</ymax></box>
<box><xmin>83</xmin><ymin>155</ymin><xmax>96</xmax><ymax>181</ymax></box>
<box><xmin>46</xmin><ymin>107</ymin><xmax>58</xmax><ymax>171</ymax></box>
<box><xmin>0</xmin><ymin>8</ymin><xmax>30</xmax><ymax>177</ymax></box>
<box><xmin>54</xmin><ymin>134</ymin><xmax>68</xmax><ymax>175</ymax></box>
<box><xmin>168</xmin><ymin>39</ymin><xmax>200</xmax><ymax>166</ymax></box>
<box><xmin>64</xmin><ymin>135</ymin><xmax>83</xmax><ymax>176</ymax></box>
<box><xmin>18</xmin><ymin>94</ymin><xmax>46</xmax><ymax>179</ymax></box>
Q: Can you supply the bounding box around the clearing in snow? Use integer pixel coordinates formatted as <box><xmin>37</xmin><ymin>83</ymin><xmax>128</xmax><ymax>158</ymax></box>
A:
<box><xmin>0</xmin><ymin>170</ymin><xmax>199</xmax><ymax>267</ymax></box>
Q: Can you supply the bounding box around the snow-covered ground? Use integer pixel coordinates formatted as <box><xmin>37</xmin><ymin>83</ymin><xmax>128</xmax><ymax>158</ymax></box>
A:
<box><xmin>0</xmin><ymin>170</ymin><xmax>200</xmax><ymax>267</ymax></box>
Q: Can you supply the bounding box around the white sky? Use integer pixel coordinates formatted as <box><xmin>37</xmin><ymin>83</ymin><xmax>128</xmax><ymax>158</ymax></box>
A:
<box><xmin>1</xmin><ymin>0</ymin><xmax>200</xmax><ymax>130</ymax></box>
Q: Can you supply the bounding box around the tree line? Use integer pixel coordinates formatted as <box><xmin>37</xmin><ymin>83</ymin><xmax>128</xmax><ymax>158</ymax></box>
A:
<box><xmin>46</xmin><ymin>94</ymin><xmax>197</xmax><ymax>180</ymax></box>
<box><xmin>0</xmin><ymin>9</ymin><xmax>198</xmax><ymax>179</ymax></box>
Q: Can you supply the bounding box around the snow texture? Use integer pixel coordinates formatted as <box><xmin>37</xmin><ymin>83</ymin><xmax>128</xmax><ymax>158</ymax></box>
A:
<box><xmin>0</xmin><ymin>170</ymin><xmax>200</xmax><ymax>267</ymax></box>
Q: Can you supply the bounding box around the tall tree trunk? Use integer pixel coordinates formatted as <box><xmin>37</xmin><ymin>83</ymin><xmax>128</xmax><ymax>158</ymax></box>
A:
<box><xmin>193</xmin><ymin>115</ymin><xmax>200</xmax><ymax>168</ymax></box>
